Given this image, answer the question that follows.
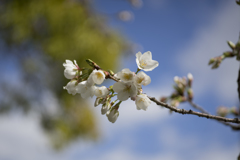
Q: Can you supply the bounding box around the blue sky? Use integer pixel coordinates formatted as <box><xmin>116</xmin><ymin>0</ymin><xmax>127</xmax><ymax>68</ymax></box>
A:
<box><xmin>0</xmin><ymin>0</ymin><xmax>240</xmax><ymax>160</ymax></box>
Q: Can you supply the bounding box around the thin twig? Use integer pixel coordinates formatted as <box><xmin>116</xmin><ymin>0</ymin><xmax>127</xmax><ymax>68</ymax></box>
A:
<box><xmin>188</xmin><ymin>100</ymin><xmax>240</xmax><ymax>130</ymax></box>
<box><xmin>148</xmin><ymin>96</ymin><xmax>240</xmax><ymax>124</ymax></box>
<box><xmin>188</xmin><ymin>100</ymin><xmax>208</xmax><ymax>114</ymax></box>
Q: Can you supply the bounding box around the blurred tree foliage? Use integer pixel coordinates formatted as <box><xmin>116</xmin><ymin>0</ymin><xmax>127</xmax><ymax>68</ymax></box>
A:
<box><xmin>0</xmin><ymin>0</ymin><xmax>128</xmax><ymax>149</ymax></box>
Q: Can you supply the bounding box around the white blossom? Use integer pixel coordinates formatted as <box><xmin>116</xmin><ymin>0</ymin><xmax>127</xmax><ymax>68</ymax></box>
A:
<box><xmin>63</xmin><ymin>80</ymin><xmax>78</xmax><ymax>95</ymax></box>
<box><xmin>134</xmin><ymin>71</ymin><xmax>151</xmax><ymax>88</ymax></box>
<box><xmin>89</xmin><ymin>69</ymin><xmax>105</xmax><ymax>85</ymax></box>
<box><xmin>113</xmin><ymin>82</ymin><xmax>137</xmax><ymax>101</ymax></box>
<box><xmin>76</xmin><ymin>81</ymin><xmax>95</xmax><ymax>98</ymax></box>
<box><xmin>86</xmin><ymin>73</ymin><xmax>95</xmax><ymax>87</ymax></box>
<box><xmin>94</xmin><ymin>86</ymin><xmax>109</xmax><ymax>98</ymax></box>
<box><xmin>116</xmin><ymin>68</ymin><xmax>135</xmax><ymax>83</ymax></box>
<box><xmin>136</xmin><ymin>51</ymin><xmax>159</xmax><ymax>71</ymax></box>
<box><xmin>106</xmin><ymin>108</ymin><xmax>119</xmax><ymax>123</ymax></box>
<box><xmin>135</xmin><ymin>94</ymin><xmax>151</xmax><ymax>111</ymax></box>
<box><xmin>63</xmin><ymin>60</ymin><xmax>79</xmax><ymax>79</ymax></box>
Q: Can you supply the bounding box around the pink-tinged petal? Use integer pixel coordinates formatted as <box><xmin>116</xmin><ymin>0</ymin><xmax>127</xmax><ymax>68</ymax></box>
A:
<box><xmin>117</xmin><ymin>91</ymin><xmax>130</xmax><ymax>101</ymax></box>
<box><xmin>113</xmin><ymin>82</ymin><xmax>125</xmax><ymax>93</ymax></box>
<box><xmin>74</xmin><ymin>60</ymin><xmax>78</xmax><ymax>66</ymax></box>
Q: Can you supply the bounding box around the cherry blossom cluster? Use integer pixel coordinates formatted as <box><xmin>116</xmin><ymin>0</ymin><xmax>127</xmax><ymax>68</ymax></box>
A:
<box><xmin>160</xmin><ymin>73</ymin><xmax>193</xmax><ymax>107</ymax></box>
<box><xmin>63</xmin><ymin>51</ymin><xmax>159</xmax><ymax>123</ymax></box>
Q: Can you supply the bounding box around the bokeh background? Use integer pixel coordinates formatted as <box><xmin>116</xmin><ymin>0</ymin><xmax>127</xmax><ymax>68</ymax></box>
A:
<box><xmin>0</xmin><ymin>0</ymin><xmax>239</xmax><ymax>159</ymax></box>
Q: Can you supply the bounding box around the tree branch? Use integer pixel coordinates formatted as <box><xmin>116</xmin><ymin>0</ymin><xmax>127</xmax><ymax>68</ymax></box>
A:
<box><xmin>148</xmin><ymin>96</ymin><xmax>240</xmax><ymax>124</ymax></box>
<box><xmin>237</xmin><ymin>63</ymin><xmax>240</xmax><ymax>101</ymax></box>
<box><xmin>188</xmin><ymin>100</ymin><xmax>240</xmax><ymax>130</ymax></box>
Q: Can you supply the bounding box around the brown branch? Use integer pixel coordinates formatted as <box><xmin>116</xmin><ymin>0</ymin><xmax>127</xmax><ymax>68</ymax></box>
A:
<box><xmin>148</xmin><ymin>96</ymin><xmax>240</xmax><ymax>124</ymax></box>
<box><xmin>188</xmin><ymin>100</ymin><xmax>240</xmax><ymax>130</ymax></box>
<box><xmin>237</xmin><ymin>64</ymin><xmax>240</xmax><ymax>101</ymax></box>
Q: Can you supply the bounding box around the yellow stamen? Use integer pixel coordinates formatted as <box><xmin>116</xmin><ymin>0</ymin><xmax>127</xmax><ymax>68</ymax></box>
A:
<box><xmin>140</xmin><ymin>60</ymin><xmax>147</xmax><ymax>67</ymax></box>
<box><xmin>123</xmin><ymin>73</ymin><xmax>132</xmax><ymax>81</ymax></box>
<box><xmin>96</xmin><ymin>72</ymin><xmax>103</xmax><ymax>79</ymax></box>
<box><xmin>137</xmin><ymin>77</ymin><xmax>144</xmax><ymax>84</ymax></box>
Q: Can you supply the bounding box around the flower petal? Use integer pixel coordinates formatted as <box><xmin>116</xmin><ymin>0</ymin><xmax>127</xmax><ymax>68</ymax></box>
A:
<box><xmin>136</xmin><ymin>52</ymin><xmax>142</xmax><ymax>68</ymax></box>
<box><xmin>143</xmin><ymin>74</ymin><xmax>151</xmax><ymax>86</ymax></box>
<box><xmin>117</xmin><ymin>91</ymin><xmax>130</xmax><ymax>101</ymax></box>
<box><xmin>141</xmin><ymin>51</ymin><xmax>152</xmax><ymax>61</ymax></box>
<box><xmin>142</xmin><ymin>60</ymin><xmax>159</xmax><ymax>71</ymax></box>
<box><xmin>113</xmin><ymin>82</ymin><xmax>125</xmax><ymax>93</ymax></box>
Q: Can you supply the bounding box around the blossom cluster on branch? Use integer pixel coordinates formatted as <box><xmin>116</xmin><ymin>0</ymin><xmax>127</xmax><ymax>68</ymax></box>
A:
<box><xmin>62</xmin><ymin>48</ymin><xmax>240</xmax><ymax>126</ymax></box>
<box><xmin>63</xmin><ymin>51</ymin><xmax>158</xmax><ymax>123</ymax></box>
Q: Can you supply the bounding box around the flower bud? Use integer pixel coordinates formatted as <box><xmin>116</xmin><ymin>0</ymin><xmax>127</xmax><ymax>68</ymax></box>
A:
<box><xmin>101</xmin><ymin>101</ymin><xmax>111</xmax><ymax>115</ymax></box>
<box><xmin>108</xmin><ymin>70</ymin><xmax>115</xmax><ymax>76</ymax></box>
<box><xmin>223</xmin><ymin>52</ymin><xmax>234</xmax><ymax>57</ymax></box>
<box><xmin>86</xmin><ymin>59</ymin><xmax>94</xmax><ymax>67</ymax></box>
<box><xmin>187</xmin><ymin>73</ymin><xmax>193</xmax><ymax>81</ymax></box>
<box><xmin>94</xmin><ymin>97</ymin><xmax>103</xmax><ymax>107</ymax></box>
<box><xmin>160</xmin><ymin>97</ymin><xmax>167</xmax><ymax>103</ymax></box>
<box><xmin>106</xmin><ymin>105</ymin><xmax>119</xmax><ymax>123</ymax></box>
<box><xmin>229</xmin><ymin>106</ymin><xmax>239</xmax><ymax>116</ymax></box>
<box><xmin>187</xmin><ymin>88</ymin><xmax>194</xmax><ymax>100</ymax></box>
<box><xmin>227</xmin><ymin>41</ymin><xmax>236</xmax><ymax>50</ymax></box>
<box><xmin>174</xmin><ymin>76</ymin><xmax>180</xmax><ymax>83</ymax></box>
<box><xmin>187</xmin><ymin>73</ymin><xmax>193</xmax><ymax>87</ymax></box>
<box><xmin>170</xmin><ymin>100</ymin><xmax>179</xmax><ymax>107</ymax></box>
<box><xmin>208</xmin><ymin>58</ymin><xmax>215</xmax><ymax>65</ymax></box>
<box><xmin>217</xmin><ymin>106</ymin><xmax>228</xmax><ymax>117</ymax></box>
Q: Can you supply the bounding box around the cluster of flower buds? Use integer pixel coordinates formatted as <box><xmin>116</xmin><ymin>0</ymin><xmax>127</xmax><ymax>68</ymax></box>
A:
<box><xmin>63</xmin><ymin>51</ymin><xmax>159</xmax><ymax>123</ymax></box>
<box><xmin>208</xmin><ymin>39</ymin><xmax>240</xmax><ymax>69</ymax></box>
<box><xmin>160</xmin><ymin>73</ymin><xmax>193</xmax><ymax>107</ymax></box>
<box><xmin>217</xmin><ymin>106</ymin><xmax>240</xmax><ymax>117</ymax></box>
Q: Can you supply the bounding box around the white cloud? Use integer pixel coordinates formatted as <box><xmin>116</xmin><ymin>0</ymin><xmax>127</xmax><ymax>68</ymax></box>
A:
<box><xmin>0</xmin><ymin>114</ymin><xmax>55</xmax><ymax>160</ymax></box>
